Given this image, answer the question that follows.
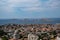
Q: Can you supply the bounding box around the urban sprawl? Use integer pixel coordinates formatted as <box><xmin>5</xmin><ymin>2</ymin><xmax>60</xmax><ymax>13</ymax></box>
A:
<box><xmin>0</xmin><ymin>24</ymin><xmax>60</xmax><ymax>40</ymax></box>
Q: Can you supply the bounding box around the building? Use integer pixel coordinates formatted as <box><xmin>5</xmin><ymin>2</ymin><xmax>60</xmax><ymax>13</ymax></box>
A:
<box><xmin>28</xmin><ymin>33</ymin><xmax>39</xmax><ymax>40</ymax></box>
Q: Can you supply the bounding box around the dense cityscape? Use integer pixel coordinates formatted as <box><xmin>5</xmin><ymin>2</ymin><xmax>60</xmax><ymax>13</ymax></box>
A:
<box><xmin>0</xmin><ymin>24</ymin><xmax>60</xmax><ymax>40</ymax></box>
<box><xmin>0</xmin><ymin>0</ymin><xmax>60</xmax><ymax>40</ymax></box>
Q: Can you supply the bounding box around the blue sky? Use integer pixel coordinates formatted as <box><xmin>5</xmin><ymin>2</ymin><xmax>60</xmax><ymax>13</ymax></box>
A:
<box><xmin>0</xmin><ymin>0</ymin><xmax>60</xmax><ymax>19</ymax></box>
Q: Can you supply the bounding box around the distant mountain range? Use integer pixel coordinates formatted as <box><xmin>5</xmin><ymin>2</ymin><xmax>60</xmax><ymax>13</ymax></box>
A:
<box><xmin>0</xmin><ymin>18</ymin><xmax>60</xmax><ymax>25</ymax></box>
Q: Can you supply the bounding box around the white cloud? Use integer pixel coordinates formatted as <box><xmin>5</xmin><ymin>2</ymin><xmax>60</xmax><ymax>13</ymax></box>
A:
<box><xmin>0</xmin><ymin>0</ymin><xmax>60</xmax><ymax>13</ymax></box>
<box><xmin>45</xmin><ymin>0</ymin><xmax>60</xmax><ymax>8</ymax></box>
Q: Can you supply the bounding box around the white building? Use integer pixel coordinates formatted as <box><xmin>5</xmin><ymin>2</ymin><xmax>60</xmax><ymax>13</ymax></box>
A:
<box><xmin>28</xmin><ymin>33</ymin><xmax>39</xmax><ymax>40</ymax></box>
<box><xmin>56</xmin><ymin>36</ymin><xmax>60</xmax><ymax>40</ymax></box>
<box><xmin>0</xmin><ymin>38</ymin><xmax>2</xmax><ymax>40</ymax></box>
<box><xmin>13</xmin><ymin>29</ymin><xmax>20</xmax><ymax>40</ymax></box>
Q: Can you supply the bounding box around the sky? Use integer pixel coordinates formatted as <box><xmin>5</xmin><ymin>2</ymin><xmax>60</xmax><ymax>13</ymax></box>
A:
<box><xmin>0</xmin><ymin>0</ymin><xmax>60</xmax><ymax>19</ymax></box>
